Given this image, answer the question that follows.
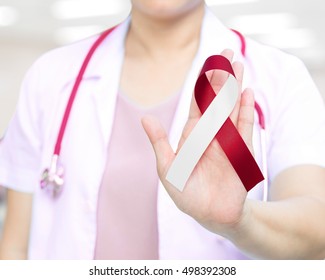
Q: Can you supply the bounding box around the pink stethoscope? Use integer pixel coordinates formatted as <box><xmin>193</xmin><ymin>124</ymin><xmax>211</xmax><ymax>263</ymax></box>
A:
<box><xmin>40</xmin><ymin>27</ymin><xmax>268</xmax><ymax>200</ymax></box>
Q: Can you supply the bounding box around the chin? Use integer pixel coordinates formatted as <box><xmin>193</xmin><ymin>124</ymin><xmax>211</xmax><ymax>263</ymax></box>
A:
<box><xmin>131</xmin><ymin>0</ymin><xmax>204</xmax><ymax>19</ymax></box>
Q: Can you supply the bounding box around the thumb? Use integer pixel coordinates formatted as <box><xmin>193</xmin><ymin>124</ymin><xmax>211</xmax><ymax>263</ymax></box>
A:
<box><xmin>141</xmin><ymin>115</ymin><xmax>175</xmax><ymax>177</ymax></box>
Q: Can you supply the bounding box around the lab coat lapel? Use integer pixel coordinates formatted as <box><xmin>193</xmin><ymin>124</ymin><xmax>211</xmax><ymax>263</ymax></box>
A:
<box><xmin>88</xmin><ymin>21</ymin><xmax>129</xmax><ymax>148</ymax></box>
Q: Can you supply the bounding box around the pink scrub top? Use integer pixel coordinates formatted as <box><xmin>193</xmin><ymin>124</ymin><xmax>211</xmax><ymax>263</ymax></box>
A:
<box><xmin>94</xmin><ymin>91</ymin><xmax>180</xmax><ymax>259</ymax></box>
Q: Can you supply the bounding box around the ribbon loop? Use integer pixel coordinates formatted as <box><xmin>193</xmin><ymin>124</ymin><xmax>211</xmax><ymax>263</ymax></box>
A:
<box><xmin>166</xmin><ymin>55</ymin><xmax>264</xmax><ymax>192</ymax></box>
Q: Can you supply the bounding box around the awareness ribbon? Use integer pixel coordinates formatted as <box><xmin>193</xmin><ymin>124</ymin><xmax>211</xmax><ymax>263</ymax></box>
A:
<box><xmin>166</xmin><ymin>55</ymin><xmax>264</xmax><ymax>192</ymax></box>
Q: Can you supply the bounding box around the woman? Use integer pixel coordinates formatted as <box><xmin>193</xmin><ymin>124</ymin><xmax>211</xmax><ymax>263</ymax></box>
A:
<box><xmin>0</xmin><ymin>0</ymin><xmax>324</xmax><ymax>259</ymax></box>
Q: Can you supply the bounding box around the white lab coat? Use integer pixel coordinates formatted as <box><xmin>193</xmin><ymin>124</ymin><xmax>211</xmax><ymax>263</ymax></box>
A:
<box><xmin>0</xmin><ymin>8</ymin><xmax>324</xmax><ymax>259</ymax></box>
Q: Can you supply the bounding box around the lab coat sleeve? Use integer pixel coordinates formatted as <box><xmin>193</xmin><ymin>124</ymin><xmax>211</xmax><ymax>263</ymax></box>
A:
<box><xmin>0</xmin><ymin>60</ymin><xmax>43</xmax><ymax>193</ymax></box>
<box><xmin>266</xmin><ymin>56</ymin><xmax>325</xmax><ymax>181</ymax></box>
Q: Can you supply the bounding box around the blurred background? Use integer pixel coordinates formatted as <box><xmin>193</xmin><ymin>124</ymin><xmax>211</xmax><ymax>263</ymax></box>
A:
<box><xmin>0</xmin><ymin>0</ymin><xmax>325</xmax><ymax>227</ymax></box>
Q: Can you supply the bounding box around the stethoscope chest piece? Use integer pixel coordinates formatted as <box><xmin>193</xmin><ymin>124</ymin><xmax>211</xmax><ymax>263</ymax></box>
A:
<box><xmin>40</xmin><ymin>155</ymin><xmax>64</xmax><ymax>196</ymax></box>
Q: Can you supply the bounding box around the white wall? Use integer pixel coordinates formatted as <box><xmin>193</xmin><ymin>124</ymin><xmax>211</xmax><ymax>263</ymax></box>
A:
<box><xmin>311</xmin><ymin>69</ymin><xmax>325</xmax><ymax>99</ymax></box>
<box><xmin>0</xmin><ymin>41</ymin><xmax>53</xmax><ymax>136</ymax></box>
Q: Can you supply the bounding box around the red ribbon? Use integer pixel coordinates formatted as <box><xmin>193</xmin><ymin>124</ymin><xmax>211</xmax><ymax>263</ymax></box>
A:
<box><xmin>195</xmin><ymin>55</ymin><xmax>264</xmax><ymax>192</ymax></box>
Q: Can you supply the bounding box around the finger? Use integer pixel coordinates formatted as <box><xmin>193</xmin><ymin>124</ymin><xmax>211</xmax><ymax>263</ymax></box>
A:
<box><xmin>142</xmin><ymin>116</ymin><xmax>184</xmax><ymax>203</ymax></box>
<box><xmin>207</xmin><ymin>49</ymin><xmax>234</xmax><ymax>90</ymax></box>
<box><xmin>232</xmin><ymin>61</ymin><xmax>244</xmax><ymax>90</ymax></box>
<box><xmin>188</xmin><ymin>93</ymin><xmax>202</xmax><ymax>119</ymax></box>
<box><xmin>189</xmin><ymin>49</ymin><xmax>234</xmax><ymax>120</ymax></box>
<box><xmin>209</xmin><ymin>51</ymin><xmax>240</xmax><ymax>126</ymax></box>
<box><xmin>141</xmin><ymin>116</ymin><xmax>175</xmax><ymax>177</ymax></box>
<box><xmin>229</xmin><ymin>61</ymin><xmax>244</xmax><ymax>126</ymax></box>
<box><xmin>237</xmin><ymin>88</ymin><xmax>255</xmax><ymax>153</ymax></box>
<box><xmin>221</xmin><ymin>49</ymin><xmax>234</xmax><ymax>62</ymax></box>
<box><xmin>176</xmin><ymin>118</ymin><xmax>198</xmax><ymax>154</ymax></box>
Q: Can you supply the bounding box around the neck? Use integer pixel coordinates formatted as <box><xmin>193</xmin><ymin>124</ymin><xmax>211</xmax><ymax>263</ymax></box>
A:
<box><xmin>126</xmin><ymin>4</ymin><xmax>205</xmax><ymax>60</ymax></box>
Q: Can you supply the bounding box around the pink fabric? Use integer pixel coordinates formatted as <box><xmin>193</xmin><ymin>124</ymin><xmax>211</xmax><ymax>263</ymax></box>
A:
<box><xmin>94</xmin><ymin>91</ymin><xmax>180</xmax><ymax>259</ymax></box>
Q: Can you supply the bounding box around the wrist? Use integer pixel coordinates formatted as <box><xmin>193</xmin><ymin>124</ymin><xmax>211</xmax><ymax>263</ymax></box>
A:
<box><xmin>222</xmin><ymin>199</ymin><xmax>254</xmax><ymax>242</ymax></box>
<box><xmin>198</xmin><ymin>197</ymin><xmax>253</xmax><ymax>242</ymax></box>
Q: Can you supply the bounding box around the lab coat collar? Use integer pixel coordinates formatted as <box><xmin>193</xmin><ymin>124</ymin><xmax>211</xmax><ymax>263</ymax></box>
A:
<box><xmin>83</xmin><ymin>17</ymin><xmax>130</xmax><ymax>79</ymax></box>
<box><xmin>82</xmin><ymin>19</ymin><xmax>129</xmax><ymax>146</ymax></box>
<box><xmin>82</xmin><ymin>6</ymin><xmax>241</xmax><ymax>80</ymax></box>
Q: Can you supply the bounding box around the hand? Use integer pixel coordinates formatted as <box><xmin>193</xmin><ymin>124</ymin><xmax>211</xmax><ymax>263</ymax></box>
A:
<box><xmin>142</xmin><ymin>49</ymin><xmax>255</xmax><ymax>237</ymax></box>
